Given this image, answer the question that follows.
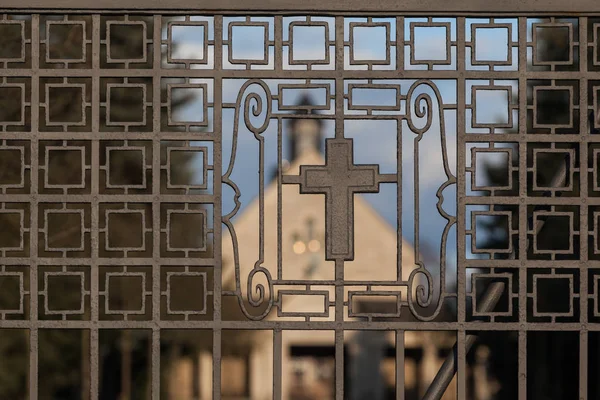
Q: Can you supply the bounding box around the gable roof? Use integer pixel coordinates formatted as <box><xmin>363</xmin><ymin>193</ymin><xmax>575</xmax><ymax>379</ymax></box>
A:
<box><xmin>222</xmin><ymin>149</ymin><xmax>417</xmax><ymax>307</ymax></box>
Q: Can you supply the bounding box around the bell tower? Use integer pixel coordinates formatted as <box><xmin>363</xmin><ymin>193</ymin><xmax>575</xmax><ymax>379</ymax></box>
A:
<box><xmin>287</xmin><ymin>93</ymin><xmax>323</xmax><ymax>162</ymax></box>
<box><xmin>271</xmin><ymin>93</ymin><xmax>324</xmax><ymax>181</ymax></box>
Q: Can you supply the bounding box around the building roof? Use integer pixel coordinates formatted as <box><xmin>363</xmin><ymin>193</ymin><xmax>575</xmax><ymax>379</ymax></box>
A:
<box><xmin>221</xmin><ymin>148</ymin><xmax>419</xmax><ymax>323</ymax></box>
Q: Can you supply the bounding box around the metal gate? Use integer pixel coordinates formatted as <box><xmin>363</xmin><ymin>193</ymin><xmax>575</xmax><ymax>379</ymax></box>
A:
<box><xmin>0</xmin><ymin>1</ymin><xmax>597</xmax><ymax>399</ymax></box>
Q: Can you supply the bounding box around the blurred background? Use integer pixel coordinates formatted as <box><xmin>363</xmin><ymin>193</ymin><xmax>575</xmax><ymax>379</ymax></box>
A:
<box><xmin>0</xmin><ymin>13</ymin><xmax>596</xmax><ymax>400</ymax></box>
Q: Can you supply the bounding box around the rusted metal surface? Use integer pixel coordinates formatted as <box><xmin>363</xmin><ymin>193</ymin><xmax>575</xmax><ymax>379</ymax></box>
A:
<box><xmin>0</xmin><ymin>6</ymin><xmax>597</xmax><ymax>400</ymax></box>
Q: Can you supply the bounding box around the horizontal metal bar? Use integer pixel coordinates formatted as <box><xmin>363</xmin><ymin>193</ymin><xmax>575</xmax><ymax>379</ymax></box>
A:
<box><xmin>0</xmin><ymin>132</ymin><xmax>217</xmax><ymax>141</ymax></box>
<box><xmin>0</xmin><ymin>257</ymin><xmax>215</xmax><ymax>265</ymax></box>
<box><xmin>0</xmin><ymin>194</ymin><xmax>215</xmax><ymax>203</ymax></box>
<box><xmin>0</xmin><ymin>0</ymin><xmax>596</xmax><ymax>13</ymax></box>
<box><xmin>462</xmin><ymin>260</ymin><xmax>598</xmax><ymax>268</ymax></box>
<box><xmin>461</xmin><ymin>196</ymin><xmax>595</xmax><ymax>205</ymax></box>
<box><xmin>2</xmin><ymin>10</ymin><xmax>600</xmax><ymax>17</ymax></box>
<box><xmin>0</xmin><ymin>320</ymin><xmax>595</xmax><ymax>331</ymax></box>
<box><xmin>3</xmin><ymin>68</ymin><xmax>600</xmax><ymax>81</ymax></box>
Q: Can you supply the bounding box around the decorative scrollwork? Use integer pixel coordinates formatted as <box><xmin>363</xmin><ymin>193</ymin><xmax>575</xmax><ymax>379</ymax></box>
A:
<box><xmin>406</xmin><ymin>81</ymin><xmax>434</xmax><ymax>137</ymax></box>
<box><xmin>406</xmin><ymin>80</ymin><xmax>457</xmax><ymax>321</ymax></box>
<box><xmin>222</xmin><ymin>79</ymin><xmax>274</xmax><ymax>320</ymax></box>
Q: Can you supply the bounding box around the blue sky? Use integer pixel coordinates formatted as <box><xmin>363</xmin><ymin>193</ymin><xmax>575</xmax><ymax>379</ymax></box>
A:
<box><xmin>168</xmin><ymin>17</ymin><xmax>525</xmax><ymax>286</ymax></box>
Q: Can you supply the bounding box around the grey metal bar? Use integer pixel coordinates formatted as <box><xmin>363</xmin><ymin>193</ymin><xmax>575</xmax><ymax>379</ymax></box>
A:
<box><xmin>1</xmin><ymin>0</ymin><xmax>597</xmax><ymax>13</ymax></box>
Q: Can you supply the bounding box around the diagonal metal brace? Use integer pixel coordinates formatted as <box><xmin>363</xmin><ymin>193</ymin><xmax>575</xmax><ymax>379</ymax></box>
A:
<box><xmin>422</xmin><ymin>281</ymin><xmax>505</xmax><ymax>400</ymax></box>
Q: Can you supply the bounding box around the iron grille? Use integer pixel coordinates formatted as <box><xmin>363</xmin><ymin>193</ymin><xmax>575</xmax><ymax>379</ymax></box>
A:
<box><xmin>0</xmin><ymin>3</ymin><xmax>598</xmax><ymax>399</ymax></box>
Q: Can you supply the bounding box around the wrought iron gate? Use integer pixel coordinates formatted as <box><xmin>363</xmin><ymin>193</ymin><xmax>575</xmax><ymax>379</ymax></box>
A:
<box><xmin>0</xmin><ymin>1</ymin><xmax>597</xmax><ymax>399</ymax></box>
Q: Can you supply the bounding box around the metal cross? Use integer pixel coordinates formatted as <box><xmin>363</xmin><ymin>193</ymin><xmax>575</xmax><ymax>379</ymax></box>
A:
<box><xmin>298</xmin><ymin>138</ymin><xmax>380</xmax><ymax>261</ymax></box>
<box><xmin>292</xmin><ymin>217</ymin><xmax>323</xmax><ymax>277</ymax></box>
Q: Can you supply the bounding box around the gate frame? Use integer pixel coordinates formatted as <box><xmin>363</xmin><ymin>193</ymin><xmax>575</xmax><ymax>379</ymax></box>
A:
<box><xmin>0</xmin><ymin>2</ymin><xmax>596</xmax><ymax>399</ymax></box>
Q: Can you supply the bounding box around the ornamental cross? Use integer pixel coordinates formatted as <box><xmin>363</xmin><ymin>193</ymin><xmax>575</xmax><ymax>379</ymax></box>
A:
<box><xmin>298</xmin><ymin>138</ymin><xmax>380</xmax><ymax>261</ymax></box>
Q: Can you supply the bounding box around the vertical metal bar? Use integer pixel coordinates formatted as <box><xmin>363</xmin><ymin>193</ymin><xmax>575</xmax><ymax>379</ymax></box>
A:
<box><xmin>518</xmin><ymin>330</ymin><xmax>527</xmax><ymax>400</ymax></box>
<box><xmin>151</xmin><ymin>13</ymin><xmax>162</xmax><ymax>400</ymax></box>
<box><xmin>517</xmin><ymin>15</ymin><xmax>528</xmax><ymax>400</ymax></box>
<box><xmin>213</xmin><ymin>14</ymin><xmax>224</xmax><ymax>400</ymax></box>
<box><xmin>334</xmin><ymin>15</ymin><xmax>344</xmax><ymax>141</ymax></box>
<box><xmin>29</xmin><ymin>13</ymin><xmax>40</xmax><ymax>400</ymax></box>
<box><xmin>579</xmin><ymin>16</ymin><xmax>589</xmax><ymax>400</ymax></box>
<box><xmin>396</xmin><ymin>330</ymin><xmax>405</xmax><ymax>400</ymax></box>
<box><xmin>275</xmin><ymin>15</ymin><xmax>283</xmax><ymax>281</ymax></box>
<box><xmin>90</xmin><ymin>13</ymin><xmax>101</xmax><ymax>400</ymax></box>
<box><xmin>334</xmin><ymin>15</ymin><xmax>346</xmax><ymax>400</ymax></box>
<box><xmin>274</xmin><ymin>15</ymin><xmax>283</xmax><ymax>76</ymax></box>
<box><xmin>456</xmin><ymin>16</ymin><xmax>467</xmax><ymax>400</ymax></box>
<box><xmin>581</xmin><ymin>330</ymin><xmax>588</xmax><ymax>400</ymax></box>
<box><xmin>396</xmin><ymin>15</ymin><xmax>404</xmax><ymax>283</ymax></box>
<box><xmin>335</xmin><ymin>260</ymin><xmax>345</xmax><ymax>400</ymax></box>
<box><xmin>273</xmin><ymin>328</ymin><xmax>282</xmax><ymax>400</ymax></box>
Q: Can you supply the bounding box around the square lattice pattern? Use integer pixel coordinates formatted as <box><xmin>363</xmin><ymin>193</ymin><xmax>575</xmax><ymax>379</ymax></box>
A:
<box><xmin>0</xmin><ymin>11</ymin><xmax>599</xmax><ymax>400</ymax></box>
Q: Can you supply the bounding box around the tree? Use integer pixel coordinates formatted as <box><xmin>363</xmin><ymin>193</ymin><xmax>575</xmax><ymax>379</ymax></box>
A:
<box><xmin>475</xmin><ymin>20</ymin><xmax>585</xmax><ymax>400</ymax></box>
